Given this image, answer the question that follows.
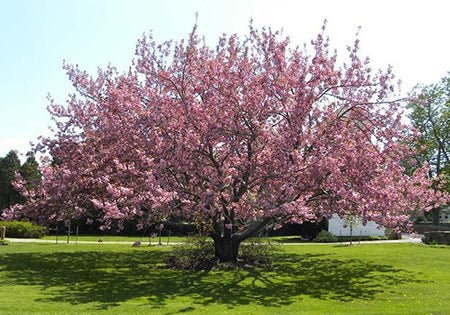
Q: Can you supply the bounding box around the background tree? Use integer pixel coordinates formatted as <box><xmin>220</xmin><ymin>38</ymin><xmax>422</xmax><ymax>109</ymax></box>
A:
<box><xmin>343</xmin><ymin>215</ymin><xmax>361</xmax><ymax>245</ymax></box>
<box><xmin>0</xmin><ymin>150</ymin><xmax>23</xmax><ymax>212</ymax></box>
<box><xmin>0</xmin><ymin>152</ymin><xmax>41</xmax><ymax>216</ymax></box>
<box><xmin>408</xmin><ymin>73</ymin><xmax>450</xmax><ymax>224</ymax></box>
<box><xmin>19</xmin><ymin>155</ymin><xmax>41</xmax><ymax>189</ymax></box>
<box><xmin>5</xmin><ymin>25</ymin><xmax>445</xmax><ymax>262</ymax></box>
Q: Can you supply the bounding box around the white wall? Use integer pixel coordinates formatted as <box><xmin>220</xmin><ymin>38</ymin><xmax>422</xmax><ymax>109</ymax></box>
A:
<box><xmin>328</xmin><ymin>214</ymin><xmax>385</xmax><ymax>237</ymax></box>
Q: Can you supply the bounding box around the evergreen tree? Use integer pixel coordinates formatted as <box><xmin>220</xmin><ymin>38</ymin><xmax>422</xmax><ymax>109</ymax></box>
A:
<box><xmin>20</xmin><ymin>155</ymin><xmax>41</xmax><ymax>189</ymax></box>
<box><xmin>0</xmin><ymin>150</ymin><xmax>22</xmax><ymax>210</ymax></box>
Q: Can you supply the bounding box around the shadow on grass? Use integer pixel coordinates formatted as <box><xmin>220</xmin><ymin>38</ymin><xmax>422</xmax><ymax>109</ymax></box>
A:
<box><xmin>0</xmin><ymin>247</ymin><xmax>425</xmax><ymax>313</ymax></box>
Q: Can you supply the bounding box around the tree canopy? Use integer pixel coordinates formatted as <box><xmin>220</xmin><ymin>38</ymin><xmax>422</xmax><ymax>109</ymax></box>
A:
<box><xmin>5</xmin><ymin>25</ymin><xmax>446</xmax><ymax>261</ymax></box>
<box><xmin>0</xmin><ymin>151</ymin><xmax>41</xmax><ymax>214</ymax></box>
<box><xmin>408</xmin><ymin>73</ymin><xmax>450</xmax><ymax>223</ymax></box>
<box><xmin>0</xmin><ymin>150</ymin><xmax>22</xmax><ymax>211</ymax></box>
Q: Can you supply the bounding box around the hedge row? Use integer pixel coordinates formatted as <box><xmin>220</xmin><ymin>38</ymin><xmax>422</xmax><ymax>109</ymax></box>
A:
<box><xmin>0</xmin><ymin>220</ymin><xmax>47</xmax><ymax>238</ymax></box>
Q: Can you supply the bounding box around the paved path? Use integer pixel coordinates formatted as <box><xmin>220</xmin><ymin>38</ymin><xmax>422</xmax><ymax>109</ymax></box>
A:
<box><xmin>5</xmin><ymin>234</ymin><xmax>424</xmax><ymax>246</ymax></box>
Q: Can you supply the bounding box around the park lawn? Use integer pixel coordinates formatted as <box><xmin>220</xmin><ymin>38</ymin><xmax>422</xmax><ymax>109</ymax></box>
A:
<box><xmin>40</xmin><ymin>235</ymin><xmax>307</xmax><ymax>244</ymax></box>
<box><xmin>41</xmin><ymin>234</ymin><xmax>188</xmax><ymax>244</ymax></box>
<box><xmin>0</xmin><ymin>242</ymin><xmax>449</xmax><ymax>315</ymax></box>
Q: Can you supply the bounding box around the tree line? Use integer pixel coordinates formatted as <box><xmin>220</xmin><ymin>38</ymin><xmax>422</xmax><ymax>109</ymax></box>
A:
<box><xmin>0</xmin><ymin>151</ymin><xmax>41</xmax><ymax>214</ymax></box>
<box><xmin>408</xmin><ymin>73</ymin><xmax>450</xmax><ymax>224</ymax></box>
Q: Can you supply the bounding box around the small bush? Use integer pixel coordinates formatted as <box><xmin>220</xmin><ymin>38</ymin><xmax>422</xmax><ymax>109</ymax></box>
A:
<box><xmin>314</xmin><ymin>230</ymin><xmax>338</xmax><ymax>243</ymax></box>
<box><xmin>166</xmin><ymin>237</ymin><xmax>276</xmax><ymax>270</ymax></box>
<box><xmin>166</xmin><ymin>237</ymin><xmax>216</xmax><ymax>270</ymax></box>
<box><xmin>337</xmin><ymin>235</ymin><xmax>388</xmax><ymax>242</ymax></box>
<box><xmin>0</xmin><ymin>239</ymin><xmax>10</xmax><ymax>246</ymax></box>
<box><xmin>422</xmin><ymin>231</ymin><xmax>450</xmax><ymax>245</ymax></box>
<box><xmin>0</xmin><ymin>221</ymin><xmax>47</xmax><ymax>238</ymax></box>
<box><xmin>385</xmin><ymin>228</ymin><xmax>402</xmax><ymax>240</ymax></box>
<box><xmin>239</xmin><ymin>238</ymin><xmax>275</xmax><ymax>268</ymax></box>
<box><xmin>369</xmin><ymin>235</ymin><xmax>388</xmax><ymax>241</ymax></box>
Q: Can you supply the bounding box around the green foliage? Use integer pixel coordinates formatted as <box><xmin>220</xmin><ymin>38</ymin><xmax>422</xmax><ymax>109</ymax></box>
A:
<box><xmin>407</xmin><ymin>73</ymin><xmax>450</xmax><ymax>224</ymax></box>
<box><xmin>19</xmin><ymin>156</ymin><xmax>41</xmax><ymax>189</ymax></box>
<box><xmin>166</xmin><ymin>237</ymin><xmax>216</xmax><ymax>270</ymax></box>
<box><xmin>422</xmin><ymin>231</ymin><xmax>450</xmax><ymax>245</ymax></box>
<box><xmin>0</xmin><ymin>151</ymin><xmax>41</xmax><ymax>215</ymax></box>
<box><xmin>0</xmin><ymin>150</ymin><xmax>23</xmax><ymax>210</ymax></box>
<box><xmin>343</xmin><ymin>215</ymin><xmax>361</xmax><ymax>229</ymax></box>
<box><xmin>313</xmin><ymin>230</ymin><xmax>338</xmax><ymax>243</ymax></box>
<box><xmin>408</xmin><ymin>73</ymin><xmax>450</xmax><ymax>178</ymax></box>
<box><xmin>337</xmin><ymin>235</ymin><xmax>388</xmax><ymax>242</ymax></box>
<box><xmin>238</xmin><ymin>238</ymin><xmax>275</xmax><ymax>268</ymax></box>
<box><xmin>1</xmin><ymin>220</ymin><xmax>46</xmax><ymax>238</ymax></box>
<box><xmin>0</xmin><ymin>239</ymin><xmax>10</xmax><ymax>246</ymax></box>
<box><xmin>384</xmin><ymin>228</ymin><xmax>402</xmax><ymax>240</ymax></box>
<box><xmin>166</xmin><ymin>237</ymin><xmax>276</xmax><ymax>270</ymax></box>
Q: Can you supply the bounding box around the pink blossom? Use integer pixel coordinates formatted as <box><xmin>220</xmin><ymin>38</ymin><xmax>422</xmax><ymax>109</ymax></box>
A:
<box><xmin>7</xmin><ymin>24</ymin><xmax>447</xmax><ymax>259</ymax></box>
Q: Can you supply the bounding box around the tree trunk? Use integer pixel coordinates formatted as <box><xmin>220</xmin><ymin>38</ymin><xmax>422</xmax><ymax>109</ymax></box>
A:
<box><xmin>210</xmin><ymin>217</ymin><xmax>272</xmax><ymax>262</ymax></box>
<box><xmin>350</xmin><ymin>225</ymin><xmax>353</xmax><ymax>246</ymax></box>
<box><xmin>213</xmin><ymin>235</ymin><xmax>241</xmax><ymax>263</ymax></box>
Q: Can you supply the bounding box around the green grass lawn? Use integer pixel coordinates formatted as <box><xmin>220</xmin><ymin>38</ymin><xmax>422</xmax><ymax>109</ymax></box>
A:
<box><xmin>0</xmin><ymin>242</ymin><xmax>449</xmax><ymax>315</ymax></box>
<box><xmin>41</xmin><ymin>234</ymin><xmax>188</xmax><ymax>244</ymax></box>
<box><xmin>39</xmin><ymin>234</ymin><xmax>387</xmax><ymax>244</ymax></box>
<box><xmin>40</xmin><ymin>235</ymin><xmax>314</xmax><ymax>244</ymax></box>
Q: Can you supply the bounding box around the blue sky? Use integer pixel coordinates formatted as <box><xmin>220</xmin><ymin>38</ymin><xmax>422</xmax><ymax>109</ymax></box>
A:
<box><xmin>1</xmin><ymin>0</ymin><xmax>450</xmax><ymax>159</ymax></box>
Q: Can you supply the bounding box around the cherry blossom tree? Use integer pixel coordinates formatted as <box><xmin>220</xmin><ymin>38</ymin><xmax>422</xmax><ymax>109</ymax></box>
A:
<box><xmin>5</xmin><ymin>24</ymin><xmax>445</xmax><ymax>261</ymax></box>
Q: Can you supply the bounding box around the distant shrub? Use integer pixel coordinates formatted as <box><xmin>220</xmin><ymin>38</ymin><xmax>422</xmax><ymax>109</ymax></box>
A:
<box><xmin>422</xmin><ymin>231</ymin><xmax>450</xmax><ymax>245</ymax></box>
<box><xmin>1</xmin><ymin>221</ymin><xmax>46</xmax><ymax>238</ymax></box>
<box><xmin>166</xmin><ymin>237</ymin><xmax>216</xmax><ymax>270</ymax></box>
<box><xmin>385</xmin><ymin>228</ymin><xmax>402</xmax><ymax>240</ymax></box>
<box><xmin>313</xmin><ymin>230</ymin><xmax>338</xmax><ymax>243</ymax></box>
<box><xmin>0</xmin><ymin>239</ymin><xmax>10</xmax><ymax>246</ymax></box>
<box><xmin>238</xmin><ymin>238</ymin><xmax>275</xmax><ymax>268</ymax></box>
<box><xmin>369</xmin><ymin>235</ymin><xmax>388</xmax><ymax>241</ymax></box>
<box><xmin>337</xmin><ymin>235</ymin><xmax>388</xmax><ymax>242</ymax></box>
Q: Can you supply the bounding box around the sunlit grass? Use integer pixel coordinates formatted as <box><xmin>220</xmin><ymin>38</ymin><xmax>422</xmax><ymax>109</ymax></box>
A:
<box><xmin>0</xmin><ymin>242</ymin><xmax>448</xmax><ymax>314</ymax></box>
<box><xmin>41</xmin><ymin>234</ymin><xmax>187</xmax><ymax>244</ymax></box>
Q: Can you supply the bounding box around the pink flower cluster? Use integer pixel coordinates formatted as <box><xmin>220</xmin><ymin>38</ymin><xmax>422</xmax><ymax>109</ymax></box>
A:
<box><xmin>4</xmin><ymin>24</ymin><xmax>447</xmax><ymax>239</ymax></box>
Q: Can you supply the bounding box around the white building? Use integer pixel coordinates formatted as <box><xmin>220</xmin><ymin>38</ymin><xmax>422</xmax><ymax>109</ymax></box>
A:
<box><xmin>327</xmin><ymin>214</ymin><xmax>385</xmax><ymax>237</ymax></box>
